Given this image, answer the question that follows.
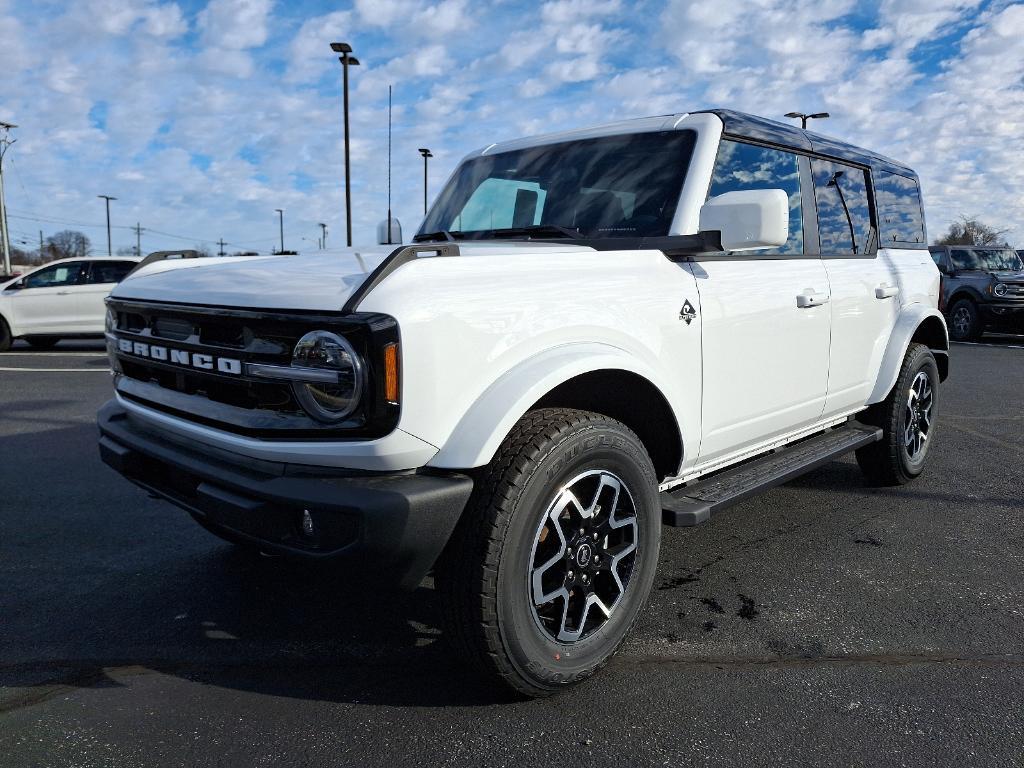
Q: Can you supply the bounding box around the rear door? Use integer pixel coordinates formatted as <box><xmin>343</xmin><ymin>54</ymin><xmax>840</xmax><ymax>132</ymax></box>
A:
<box><xmin>7</xmin><ymin>261</ymin><xmax>87</xmax><ymax>334</ymax></box>
<box><xmin>816</xmin><ymin>161</ymin><xmax>901</xmax><ymax>417</ymax></box>
<box><xmin>694</xmin><ymin>140</ymin><xmax>831</xmax><ymax>463</ymax></box>
<box><xmin>77</xmin><ymin>261</ymin><xmax>137</xmax><ymax>332</ymax></box>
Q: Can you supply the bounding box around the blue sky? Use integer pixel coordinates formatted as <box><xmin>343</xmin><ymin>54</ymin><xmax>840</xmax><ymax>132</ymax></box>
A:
<box><xmin>1</xmin><ymin>0</ymin><xmax>1022</xmax><ymax>255</ymax></box>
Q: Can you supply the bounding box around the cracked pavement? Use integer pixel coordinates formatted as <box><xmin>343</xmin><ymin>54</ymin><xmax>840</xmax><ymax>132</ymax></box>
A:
<box><xmin>1</xmin><ymin>339</ymin><xmax>1022</xmax><ymax>767</ymax></box>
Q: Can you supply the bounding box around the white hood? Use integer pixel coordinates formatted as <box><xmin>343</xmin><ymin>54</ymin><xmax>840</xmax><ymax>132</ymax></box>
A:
<box><xmin>110</xmin><ymin>242</ymin><xmax>594</xmax><ymax>312</ymax></box>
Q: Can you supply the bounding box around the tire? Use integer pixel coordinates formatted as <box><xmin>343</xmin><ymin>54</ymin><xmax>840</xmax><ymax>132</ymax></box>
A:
<box><xmin>25</xmin><ymin>336</ymin><xmax>60</xmax><ymax>350</ymax></box>
<box><xmin>856</xmin><ymin>343</ymin><xmax>939</xmax><ymax>486</ymax></box>
<box><xmin>948</xmin><ymin>298</ymin><xmax>982</xmax><ymax>342</ymax></box>
<box><xmin>435</xmin><ymin>408</ymin><xmax>661</xmax><ymax>698</ymax></box>
<box><xmin>0</xmin><ymin>316</ymin><xmax>11</xmax><ymax>352</ymax></box>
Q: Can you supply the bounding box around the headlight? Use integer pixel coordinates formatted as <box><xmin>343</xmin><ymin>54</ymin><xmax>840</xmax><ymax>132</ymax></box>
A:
<box><xmin>993</xmin><ymin>283</ymin><xmax>1008</xmax><ymax>297</ymax></box>
<box><xmin>290</xmin><ymin>331</ymin><xmax>363</xmax><ymax>422</ymax></box>
<box><xmin>105</xmin><ymin>308</ymin><xmax>116</xmax><ymax>334</ymax></box>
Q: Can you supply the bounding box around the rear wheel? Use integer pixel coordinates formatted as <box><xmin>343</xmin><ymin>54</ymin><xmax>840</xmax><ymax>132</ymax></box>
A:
<box><xmin>0</xmin><ymin>317</ymin><xmax>11</xmax><ymax>352</ymax></box>
<box><xmin>435</xmin><ymin>408</ymin><xmax>661</xmax><ymax>697</ymax></box>
<box><xmin>856</xmin><ymin>343</ymin><xmax>938</xmax><ymax>486</ymax></box>
<box><xmin>25</xmin><ymin>336</ymin><xmax>60</xmax><ymax>350</ymax></box>
<box><xmin>948</xmin><ymin>298</ymin><xmax>982</xmax><ymax>342</ymax></box>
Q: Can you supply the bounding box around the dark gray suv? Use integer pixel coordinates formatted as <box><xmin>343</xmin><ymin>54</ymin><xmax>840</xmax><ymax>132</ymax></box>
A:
<box><xmin>929</xmin><ymin>245</ymin><xmax>1024</xmax><ymax>341</ymax></box>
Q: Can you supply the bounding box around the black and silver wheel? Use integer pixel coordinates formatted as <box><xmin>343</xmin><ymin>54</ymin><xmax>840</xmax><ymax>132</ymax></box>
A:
<box><xmin>948</xmin><ymin>298</ymin><xmax>981</xmax><ymax>342</ymax></box>
<box><xmin>856</xmin><ymin>342</ymin><xmax>939</xmax><ymax>486</ymax></box>
<box><xmin>0</xmin><ymin>316</ymin><xmax>11</xmax><ymax>352</ymax></box>
<box><xmin>436</xmin><ymin>408</ymin><xmax>661</xmax><ymax>697</ymax></box>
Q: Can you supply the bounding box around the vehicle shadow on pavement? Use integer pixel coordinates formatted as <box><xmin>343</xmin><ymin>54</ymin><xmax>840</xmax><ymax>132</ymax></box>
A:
<box><xmin>0</xmin><ymin>424</ymin><xmax>514</xmax><ymax>709</ymax></box>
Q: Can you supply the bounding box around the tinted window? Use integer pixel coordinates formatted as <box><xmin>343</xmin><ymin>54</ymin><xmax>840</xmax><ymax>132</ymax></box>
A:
<box><xmin>875</xmin><ymin>171</ymin><xmax>925</xmax><ymax>244</ymax></box>
<box><xmin>25</xmin><ymin>262</ymin><xmax>84</xmax><ymax>288</ymax></box>
<box><xmin>420</xmin><ymin>130</ymin><xmax>696</xmax><ymax>239</ymax></box>
<box><xmin>812</xmin><ymin>159</ymin><xmax>873</xmax><ymax>255</ymax></box>
<box><xmin>928</xmin><ymin>249</ymin><xmax>945</xmax><ymax>268</ymax></box>
<box><xmin>708</xmin><ymin>140</ymin><xmax>803</xmax><ymax>254</ymax></box>
<box><xmin>86</xmin><ymin>261</ymin><xmax>135</xmax><ymax>284</ymax></box>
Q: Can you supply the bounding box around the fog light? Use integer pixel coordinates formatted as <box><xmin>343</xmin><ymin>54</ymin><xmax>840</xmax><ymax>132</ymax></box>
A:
<box><xmin>301</xmin><ymin>509</ymin><xmax>315</xmax><ymax>537</ymax></box>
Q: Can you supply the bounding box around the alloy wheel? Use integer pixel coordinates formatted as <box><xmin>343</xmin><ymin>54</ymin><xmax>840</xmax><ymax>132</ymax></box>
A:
<box><xmin>904</xmin><ymin>370</ymin><xmax>934</xmax><ymax>460</ymax></box>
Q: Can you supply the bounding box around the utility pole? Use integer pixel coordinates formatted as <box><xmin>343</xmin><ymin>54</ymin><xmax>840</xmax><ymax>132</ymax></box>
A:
<box><xmin>275</xmin><ymin>208</ymin><xmax>284</xmax><ymax>253</ymax></box>
<box><xmin>218</xmin><ymin>238</ymin><xmax>226</xmax><ymax>256</ymax></box>
<box><xmin>330</xmin><ymin>42</ymin><xmax>360</xmax><ymax>247</ymax></box>
<box><xmin>39</xmin><ymin>230</ymin><xmax>44</xmax><ymax>261</ymax></box>
<box><xmin>98</xmin><ymin>195</ymin><xmax>116</xmax><ymax>256</ymax></box>
<box><xmin>319</xmin><ymin>222</ymin><xmax>327</xmax><ymax>249</ymax></box>
<box><xmin>418</xmin><ymin>148</ymin><xmax>433</xmax><ymax>215</ymax></box>
<box><xmin>387</xmin><ymin>84</ymin><xmax>393</xmax><ymax>244</ymax></box>
<box><xmin>0</xmin><ymin>121</ymin><xmax>16</xmax><ymax>277</ymax></box>
<box><xmin>133</xmin><ymin>222</ymin><xmax>143</xmax><ymax>257</ymax></box>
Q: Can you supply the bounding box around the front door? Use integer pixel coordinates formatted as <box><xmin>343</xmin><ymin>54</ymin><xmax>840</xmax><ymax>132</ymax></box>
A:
<box><xmin>7</xmin><ymin>261</ymin><xmax>87</xmax><ymax>334</ymax></box>
<box><xmin>77</xmin><ymin>261</ymin><xmax>137</xmax><ymax>333</ymax></box>
<box><xmin>693</xmin><ymin>139</ymin><xmax>831</xmax><ymax>463</ymax></box>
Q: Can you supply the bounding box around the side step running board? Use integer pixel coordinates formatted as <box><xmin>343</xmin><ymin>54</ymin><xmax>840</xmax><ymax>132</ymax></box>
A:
<box><xmin>661</xmin><ymin>423</ymin><xmax>882</xmax><ymax>526</ymax></box>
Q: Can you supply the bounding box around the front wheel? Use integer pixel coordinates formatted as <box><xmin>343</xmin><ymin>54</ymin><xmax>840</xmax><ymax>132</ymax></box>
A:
<box><xmin>948</xmin><ymin>298</ymin><xmax>982</xmax><ymax>342</ymax></box>
<box><xmin>856</xmin><ymin>343</ymin><xmax>939</xmax><ymax>486</ymax></box>
<box><xmin>435</xmin><ymin>408</ymin><xmax>661</xmax><ymax>697</ymax></box>
<box><xmin>0</xmin><ymin>317</ymin><xmax>11</xmax><ymax>352</ymax></box>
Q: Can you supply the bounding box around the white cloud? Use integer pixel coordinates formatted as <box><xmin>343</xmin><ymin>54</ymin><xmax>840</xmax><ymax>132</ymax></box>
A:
<box><xmin>197</xmin><ymin>0</ymin><xmax>272</xmax><ymax>49</ymax></box>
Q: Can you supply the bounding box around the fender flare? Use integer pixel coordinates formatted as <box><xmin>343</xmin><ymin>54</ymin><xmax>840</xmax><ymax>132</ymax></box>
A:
<box><xmin>867</xmin><ymin>304</ymin><xmax>949</xmax><ymax>404</ymax></box>
<box><xmin>946</xmin><ymin>286</ymin><xmax>986</xmax><ymax>307</ymax></box>
<box><xmin>426</xmin><ymin>342</ymin><xmax>684</xmax><ymax>470</ymax></box>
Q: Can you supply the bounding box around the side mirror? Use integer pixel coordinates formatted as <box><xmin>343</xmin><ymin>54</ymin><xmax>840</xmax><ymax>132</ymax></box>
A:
<box><xmin>376</xmin><ymin>217</ymin><xmax>403</xmax><ymax>245</ymax></box>
<box><xmin>698</xmin><ymin>189</ymin><xmax>789</xmax><ymax>252</ymax></box>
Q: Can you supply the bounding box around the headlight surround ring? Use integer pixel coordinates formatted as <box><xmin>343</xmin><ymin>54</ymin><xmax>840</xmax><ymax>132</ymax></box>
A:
<box><xmin>993</xmin><ymin>282</ymin><xmax>1008</xmax><ymax>297</ymax></box>
<box><xmin>290</xmin><ymin>330</ymin><xmax>364</xmax><ymax>423</ymax></box>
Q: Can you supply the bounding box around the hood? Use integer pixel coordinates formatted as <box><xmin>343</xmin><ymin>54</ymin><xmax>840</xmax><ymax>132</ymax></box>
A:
<box><xmin>989</xmin><ymin>270</ymin><xmax>1024</xmax><ymax>283</ymax></box>
<box><xmin>111</xmin><ymin>241</ymin><xmax>594</xmax><ymax>312</ymax></box>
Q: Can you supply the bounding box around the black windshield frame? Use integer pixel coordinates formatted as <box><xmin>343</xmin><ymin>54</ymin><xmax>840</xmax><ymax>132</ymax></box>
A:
<box><xmin>419</xmin><ymin>130</ymin><xmax>697</xmax><ymax>241</ymax></box>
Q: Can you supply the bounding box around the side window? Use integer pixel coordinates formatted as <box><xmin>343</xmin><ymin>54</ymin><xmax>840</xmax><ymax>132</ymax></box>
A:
<box><xmin>928</xmin><ymin>250</ymin><xmax>945</xmax><ymax>268</ymax></box>
<box><xmin>707</xmin><ymin>140</ymin><xmax>803</xmax><ymax>254</ymax></box>
<box><xmin>454</xmin><ymin>178</ymin><xmax>547</xmax><ymax>231</ymax></box>
<box><xmin>24</xmin><ymin>262</ymin><xmax>84</xmax><ymax>288</ymax></box>
<box><xmin>874</xmin><ymin>171</ymin><xmax>925</xmax><ymax>244</ymax></box>
<box><xmin>86</xmin><ymin>261</ymin><xmax>136</xmax><ymax>284</ymax></box>
<box><xmin>811</xmin><ymin>159</ymin><xmax>873</xmax><ymax>255</ymax></box>
<box><xmin>950</xmin><ymin>249</ymin><xmax>975</xmax><ymax>270</ymax></box>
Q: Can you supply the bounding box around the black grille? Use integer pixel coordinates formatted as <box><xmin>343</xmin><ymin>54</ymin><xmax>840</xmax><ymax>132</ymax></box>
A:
<box><xmin>107</xmin><ymin>299</ymin><xmax>401</xmax><ymax>439</ymax></box>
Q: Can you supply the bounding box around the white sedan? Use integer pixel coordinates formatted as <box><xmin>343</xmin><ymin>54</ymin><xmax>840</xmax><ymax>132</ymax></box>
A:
<box><xmin>0</xmin><ymin>256</ymin><xmax>141</xmax><ymax>351</ymax></box>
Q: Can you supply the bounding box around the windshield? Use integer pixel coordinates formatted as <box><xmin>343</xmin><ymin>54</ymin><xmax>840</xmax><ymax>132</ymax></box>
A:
<box><xmin>418</xmin><ymin>130</ymin><xmax>696</xmax><ymax>240</ymax></box>
<box><xmin>950</xmin><ymin>248</ymin><xmax>1023</xmax><ymax>272</ymax></box>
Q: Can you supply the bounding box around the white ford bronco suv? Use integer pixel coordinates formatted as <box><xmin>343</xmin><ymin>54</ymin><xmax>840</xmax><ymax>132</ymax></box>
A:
<box><xmin>98</xmin><ymin>109</ymin><xmax>948</xmax><ymax>696</ymax></box>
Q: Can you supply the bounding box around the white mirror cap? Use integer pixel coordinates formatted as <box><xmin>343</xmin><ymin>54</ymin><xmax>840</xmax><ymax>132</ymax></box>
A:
<box><xmin>376</xmin><ymin>217</ymin><xmax>403</xmax><ymax>245</ymax></box>
<box><xmin>698</xmin><ymin>189</ymin><xmax>789</xmax><ymax>251</ymax></box>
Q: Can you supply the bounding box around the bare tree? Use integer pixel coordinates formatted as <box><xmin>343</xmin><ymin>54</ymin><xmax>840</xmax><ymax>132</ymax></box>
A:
<box><xmin>193</xmin><ymin>244</ymin><xmax>213</xmax><ymax>258</ymax></box>
<box><xmin>935</xmin><ymin>215</ymin><xmax>1010</xmax><ymax>246</ymax></box>
<box><xmin>46</xmin><ymin>230</ymin><xmax>91</xmax><ymax>260</ymax></box>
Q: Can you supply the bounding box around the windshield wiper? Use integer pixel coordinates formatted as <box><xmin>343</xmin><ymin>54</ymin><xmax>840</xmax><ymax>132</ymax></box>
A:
<box><xmin>487</xmin><ymin>224</ymin><xmax>584</xmax><ymax>240</ymax></box>
<box><xmin>413</xmin><ymin>230</ymin><xmax>460</xmax><ymax>242</ymax></box>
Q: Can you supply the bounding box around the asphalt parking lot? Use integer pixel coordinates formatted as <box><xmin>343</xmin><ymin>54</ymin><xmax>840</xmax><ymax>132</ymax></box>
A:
<box><xmin>1</xmin><ymin>338</ymin><xmax>1022</xmax><ymax>767</ymax></box>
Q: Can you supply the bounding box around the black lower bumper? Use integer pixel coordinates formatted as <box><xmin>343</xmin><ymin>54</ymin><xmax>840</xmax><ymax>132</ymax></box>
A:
<box><xmin>97</xmin><ymin>400</ymin><xmax>473</xmax><ymax>589</ymax></box>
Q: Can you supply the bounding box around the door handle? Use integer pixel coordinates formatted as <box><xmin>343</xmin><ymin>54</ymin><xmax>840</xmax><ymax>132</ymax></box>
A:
<box><xmin>875</xmin><ymin>283</ymin><xmax>899</xmax><ymax>299</ymax></box>
<box><xmin>796</xmin><ymin>291</ymin><xmax>829</xmax><ymax>308</ymax></box>
<box><xmin>56</xmin><ymin>291</ymin><xmax>72</xmax><ymax>295</ymax></box>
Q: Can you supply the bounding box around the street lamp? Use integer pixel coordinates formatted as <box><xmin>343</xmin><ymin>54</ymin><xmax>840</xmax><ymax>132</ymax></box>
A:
<box><xmin>784</xmin><ymin>111</ymin><xmax>830</xmax><ymax>129</ymax></box>
<box><xmin>0</xmin><ymin>121</ymin><xmax>16</xmax><ymax>277</ymax></box>
<box><xmin>275</xmin><ymin>208</ymin><xmax>285</xmax><ymax>254</ymax></box>
<box><xmin>331</xmin><ymin>42</ymin><xmax>360</xmax><ymax>247</ymax></box>
<box><xmin>418</xmin><ymin>148</ymin><xmax>433</xmax><ymax>215</ymax></box>
<box><xmin>98</xmin><ymin>195</ymin><xmax>117</xmax><ymax>256</ymax></box>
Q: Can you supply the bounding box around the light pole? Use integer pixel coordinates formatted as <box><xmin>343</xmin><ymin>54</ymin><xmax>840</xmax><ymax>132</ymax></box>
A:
<box><xmin>784</xmin><ymin>111</ymin><xmax>829</xmax><ymax>129</ymax></box>
<box><xmin>0</xmin><ymin>121</ymin><xmax>16</xmax><ymax>277</ymax></box>
<box><xmin>319</xmin><ymin>222</ymin><xmax>327</xmax><ymax>249</ymax></box>
<box><xmin>330</xmin><ymin>42</ymin><xmax>360</xmax><ymax>247</ymax></box>
<box><xmin>275</xmin><ymin>208</ymin><xmax>284</xmax><ymax>254</ymax></box>
<box><xmin>418</xmin><ymin>148</ymin><xmax>433</xmax><ymax>215</ymax></box>
<box><xmin>98</xmin><ymin>195</ymin><xmax>116</xmax><ymax>256</ymax></box>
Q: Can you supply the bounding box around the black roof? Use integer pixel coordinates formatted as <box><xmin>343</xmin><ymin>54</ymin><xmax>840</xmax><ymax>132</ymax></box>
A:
<box><xmin>695</xmin><ymin>109</ymin><xmax>917</xmax><ymax>179</ymax></box>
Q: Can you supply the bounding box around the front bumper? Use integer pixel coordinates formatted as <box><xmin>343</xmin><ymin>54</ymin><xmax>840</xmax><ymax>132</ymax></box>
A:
<box><xmin>97</xmin><ymin>400</ymin><xmax>473</xmax><ymax>589</ymax></box>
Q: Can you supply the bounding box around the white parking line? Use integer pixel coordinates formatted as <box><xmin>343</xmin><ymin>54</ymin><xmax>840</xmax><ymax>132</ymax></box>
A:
<box><xmin>0</xmin><ymin>366</ymin><xmax>110</xmax><ymax>372</ymax></box>
<box><xmin>2</xmin><ymin>352</ymin><xmax>108</xmax><ymax>357</ymax></box>
<box><xmin>951</xmin><ymin>341</ymin><xmax>1024</xmax><ymax>350</ymax></box>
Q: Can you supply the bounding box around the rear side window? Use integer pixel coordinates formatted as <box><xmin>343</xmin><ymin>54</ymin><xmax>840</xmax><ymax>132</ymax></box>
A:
<box><xmin>811</xmin><ymin>159</ymin><xmax>873</xmax><ymax>255</ymax></box>
<box><xmin>708</xmin><ymin>140</ymin><xmax>803</xmax><ymax>254</ymax></box>
<box><xmin>874</xmin><ymin>171</ymin><xmax>925</xmax><ymax>245</ymax></box>
<box><xmin>86</xmin><ymin>261</ymin><xmax>136</xmax><ymax>284</ymax></box>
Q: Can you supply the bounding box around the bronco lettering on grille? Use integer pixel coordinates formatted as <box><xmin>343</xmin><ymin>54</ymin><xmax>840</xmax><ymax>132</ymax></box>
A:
<box><xmin>117</xmin><ymin>338</ymin><xmax>242</xmax><ymax>375</ymax></box>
